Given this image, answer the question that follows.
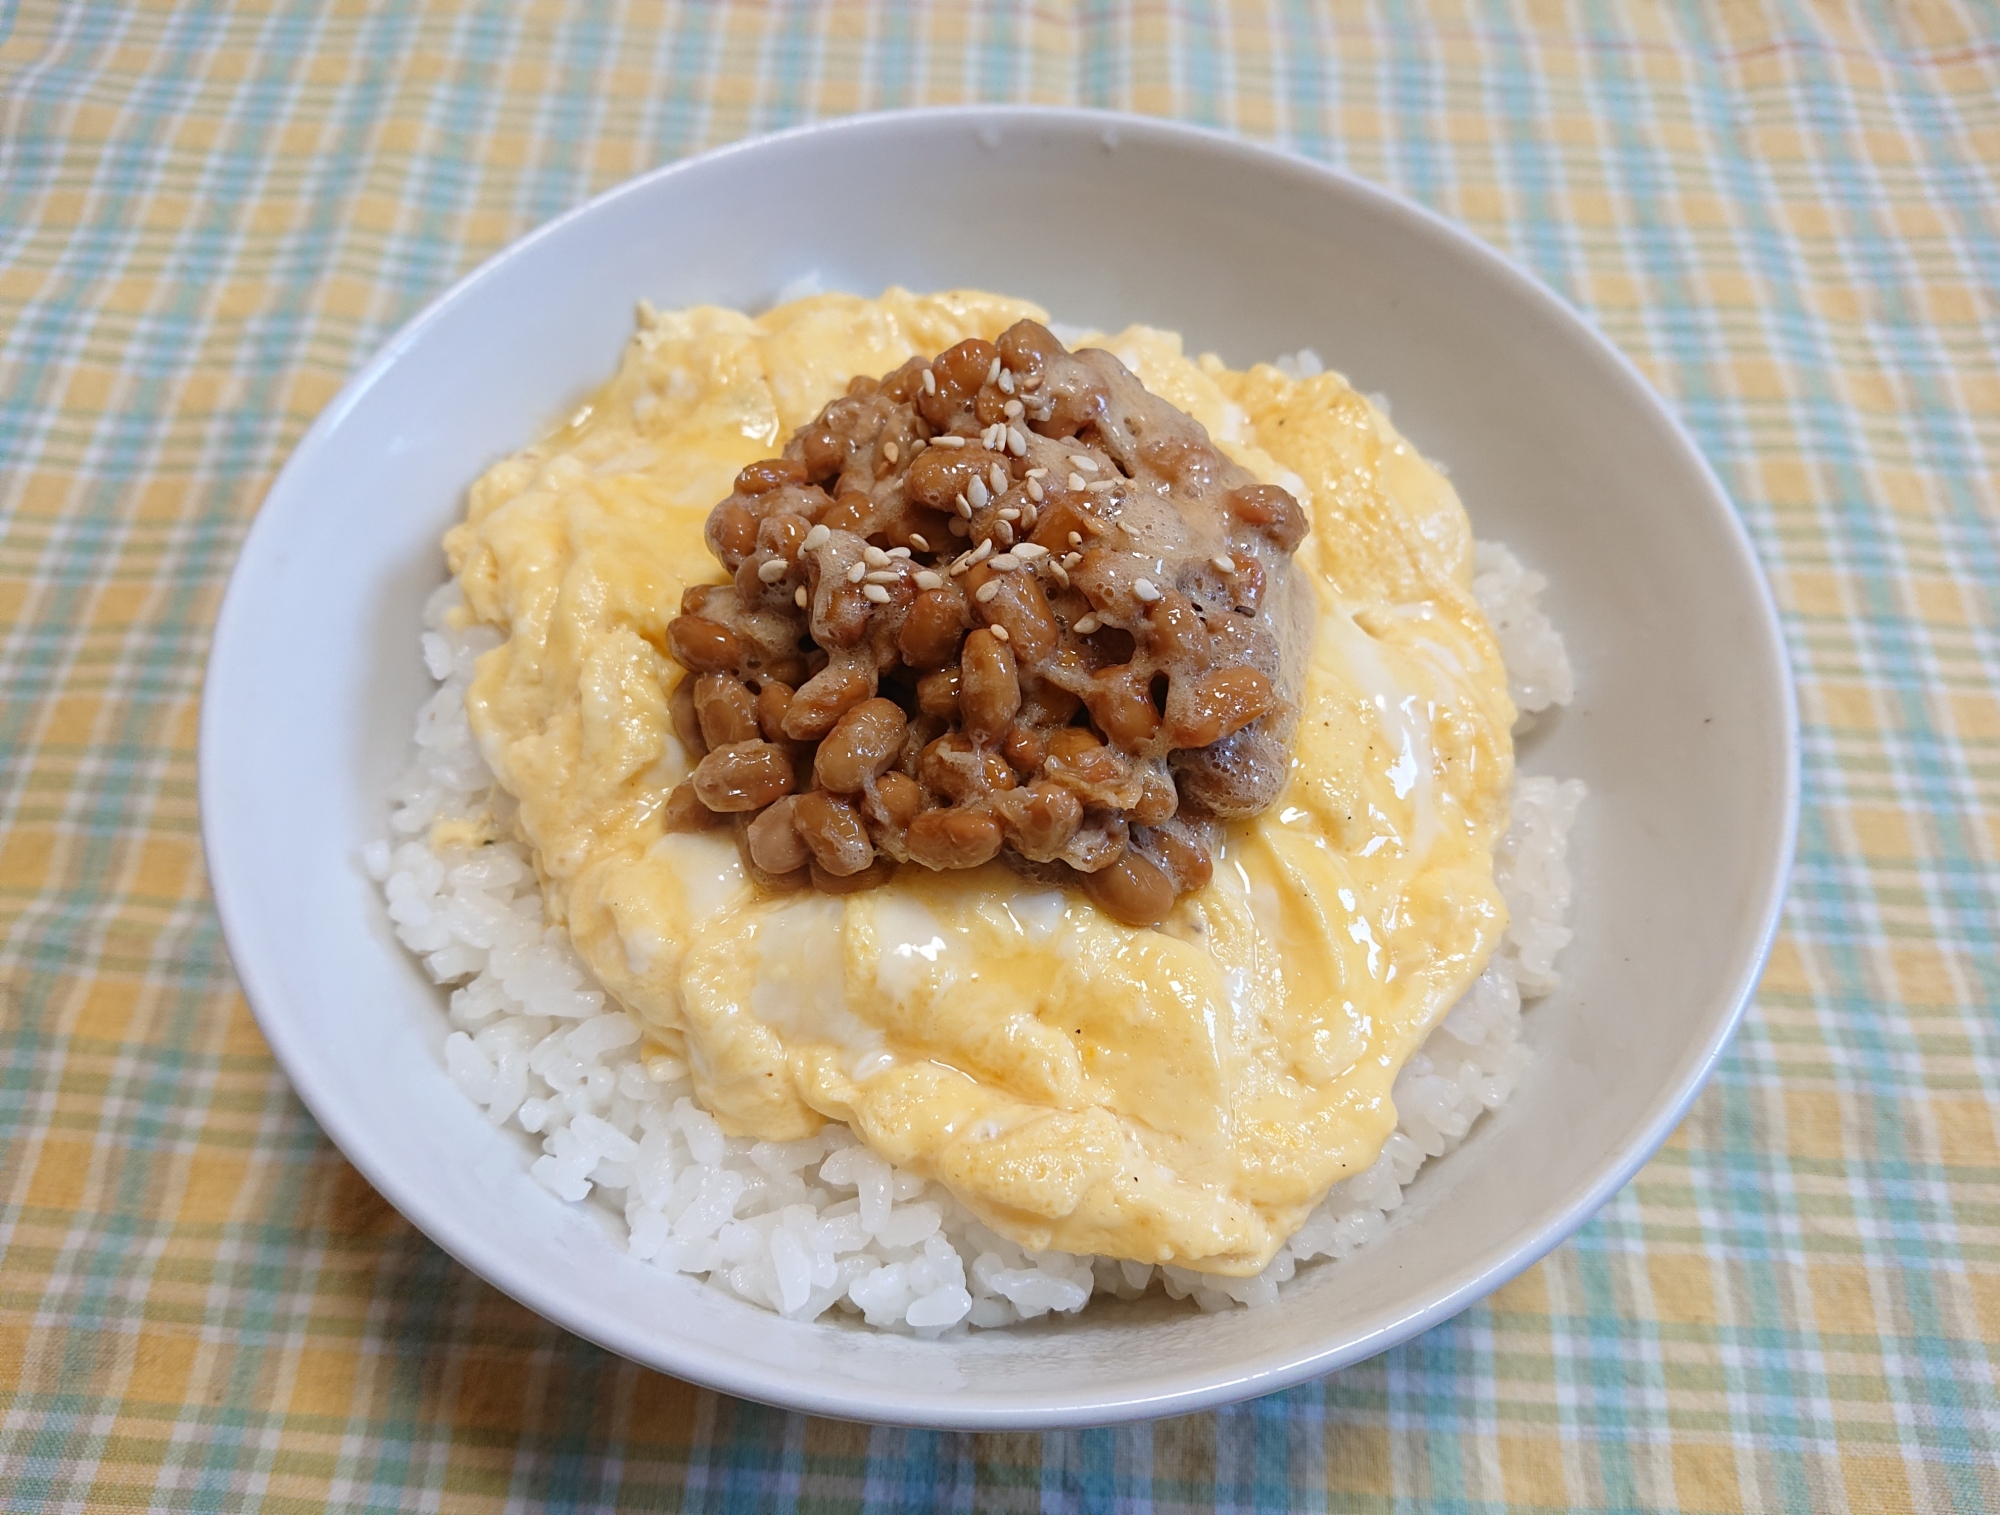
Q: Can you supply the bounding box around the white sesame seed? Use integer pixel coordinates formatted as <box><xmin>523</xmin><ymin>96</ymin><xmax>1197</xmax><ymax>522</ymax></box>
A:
<box><xmin>990</xmin><ymin>553</ymin><xmax>1020</xmax><ymax>571</ymax></box>
<box><xmin>999</xmin><ymin>368</ymin><xmax>1015</xmax><ymax>394</ymax></box>
<box><xmin>921</xmin><ymin>369</ymin><xmax>937</xmax><ymax>394</ymax></box>
<box><xmin>864</xmin><ymin>569</ymin><xmax>899</xmax><ymax>585</ymax></box>
<box><xmin>989</xmin><ymin>623</ymin><xmax>1010</xmax><ymax>643</ymax></box>
<box><xmin>863</xmin><ymin>583</ymin><xmax>891</xmax><ymax>604</ymax></box>
<box><xmin>914</xmin><ymin>570</ymin><xmax>944</xmax><ymax>590</ymax></box>
<box><xmin>1013</xmin><ymin>542</ymin><xmax>1048</xmax><ymax>560</ymax></box>
<box><xmin>803</xmin><ymin>524</ymin><xmax>831</xmax><ymax>550</ymax></box>
<box><xmin>908</xmin><ymin>437</ymin><xmax>925</xmax><ymax>453</ymax></box>
<box><xmin>967</xmin><ymin>477</ymin><xmax>990</xmax><ymax>511</ymax></box>
<box><xmin>1024</xmin><ymin>478</ymin><xmax>1044</xmax><ymax>502</ymax></box>
<box><xmin>795</xmin><ymin>586</ymin><xmax>810</xmax><ymax>608</ymax></box>
<box><xmin>846</xmin><ymin>562</ymin><xmax>867</xmax><ymax>584</ymax></box>
<box><xmin>908</xmin><ymin>534</ymin><xmax>929</xmax><ymax>552</ymax></box>
<box><xmin>882</xmin><ymin>441</ymin><xmax>899</xmax><ymax>464</ymax></box>
<box><xmin>863</xmin><ymin>545</ymin><xmax>890</xmax><ymax>568</ymax></box>
<box><xmin>989</xmin><ymin>462</ymin><xmax>1008</xmax><ymax>495</ymax></box>
<box><xmin>1051</xmin><ymin>562</ymin><xmax>1070</xmax><ymax>588</ymax></box>
<box><xmin>1212</xmin><ymin>553</ymin><xmax>1236</xmax><ymax>574</ymax></box>
<box><xmin>1086</xmin><ymin>479</ymin><xmax>1116</xmax><ymax>492</ymax></box>
<box><xmin>1133</xmin><ymin>578</ymin><xmax>1161</xmax><ymax>602</ymax></box>
<box><xmin>1068</xmin><ymin>473</ymin><xmax>1086</xmax><ymax>490</ymax></box>
<box><xmin>1021</xmin><ymin>373</ymin><xmax>1041</xmax><ymax>390</ymax></box>
<box><xmin>1082</xmin><ymin>515</ymin><xmax>1105</xmax><ymax>535</ymax></box>
<box><xmin>955</xmin><ymin>494</ymin><xmax>972</xmax><ymax>518</ymax></box>
<box><xmin>1067</xmin><ymin>531</ymin><xmax>1082</xmax><ymax>546</ymax></box>
<box><xmin>887</xmin><ymin>545</ymin><xmax>912</xmax><ymax>559</ymax></box>
<box><xmin>1003</xmin><ymin>399</ymin><xmax>1024</xmax><ymax>418</ymax></box>
<box><xmin>1007</xmin><ymin>426</ymin><xmax>1028</xmax><ymax>456</ymax></box>
<box><xmin>1021</xmin><ymin>505</ymin><xmax>1038</xmax><ymax>528</ymax></box>
<box><xmin>948</xmin><ymin>555</ymin><xmax>970</xmax><ymax>576</ymax></box>
<box><xmin>997</xmin><ymin>507</ymin><xmax>1021</xmax><ymax>522</ymax></box>
<box><xmin>970</xmin><ymin>540</ymin><xmax>993</xmax><ymax>564</ymax></box>
<box><xmin>1026</xmin><ymin>467</ymin><xmax>1048</xmax><ymax>478</ymax></box>
<box><xmin>757</xmin><ymin>558</ymin><xmax>788</xmax><ymax>583</ymax></box>
<box><xmin>930</xmin><ymin>434</ymin><xmax>964</xmax><ymax>448</ymax></box>
<box><xmin>1073</xmin><ymin>613</ymin><xmax>1101</xmax><ymax>635</ymax></box>
<box><xmin>948</xmin><ymin>517</ymin><xmax>969</xmax><ymax>537</ymax></box>
<box><xmin>986</xmin><ymin>357</ymin><xmax>1001</xmax><ymax>386</ymax></box>
<box><xmin>1062</xmin><ymin>551</ymin><xmax>1082</xmax><ymax>569</ymax></box>
<box><xmin>975</xmin><ymin>580</ymin><xmax>1001</xmax><ymax>604</ymax></box>
<box><xmin>993</xmin><ymin>519</ymin><xmax>1014</xmax><ymax>545</ymax></box>
<box><xmin>1069</xmin><ymin>455</ymin><xmax>1099</xmax><ymax>472</ymax></box>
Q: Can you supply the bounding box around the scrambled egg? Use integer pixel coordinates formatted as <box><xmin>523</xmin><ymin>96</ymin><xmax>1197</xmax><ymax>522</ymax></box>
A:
<box><xmin>445</xmin><ymin>290</ymin><xmax>1515</xmax><ymax>1275</ymax></box>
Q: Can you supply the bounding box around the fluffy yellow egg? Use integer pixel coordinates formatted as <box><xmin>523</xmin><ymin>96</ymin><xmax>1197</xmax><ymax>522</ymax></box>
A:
<box><xmin>444</xmin><ymin>290</ymin><xmax>1514</xmax><ymax>1275</ymax></box>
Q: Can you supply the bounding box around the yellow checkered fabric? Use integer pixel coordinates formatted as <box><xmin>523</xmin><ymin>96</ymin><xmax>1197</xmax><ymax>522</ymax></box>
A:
<box><xmin>3</xmin><ymin>2</ymin><xmax>1996</xmax><ymax>1509</ymax></box>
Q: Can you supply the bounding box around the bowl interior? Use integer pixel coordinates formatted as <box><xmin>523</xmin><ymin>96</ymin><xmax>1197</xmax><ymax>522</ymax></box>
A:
<box><xmin>202</xmin><ymin>109</ymin><xmax>1795</xmax><ymax>1429</ymax></box>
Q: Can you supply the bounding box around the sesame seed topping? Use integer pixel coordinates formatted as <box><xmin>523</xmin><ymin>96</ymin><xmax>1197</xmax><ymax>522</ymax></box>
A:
<box><xmin>986</xmin><ymin>357</ymin><xmax>1001</xmax><ymax>386</ymax></box>
<box><xmin>930</xmin><ymin>434</ymin><xmax>964</xmax><ymax>448</ymax></box>
<box><xmin>887</xmin><ymin>545</ymin><xmax>912</xmax><ymax>559</ymax></box>
<box><xmin>947</xmin><ymin>517</ymin><xmax>969</xmax><ymax>536</ymax></box>
<box><xmin>955</xmin><ymin>494</ymin><xmax>973</xmax><ymax>518</ymax></box>
<box><xmin>1025</xmin><ymin>478</ymin><xmax>1045</xmax><ymax>502</ymax></box>
<box><xmin>989</xmin><ymin>462</ymin><xmax>1008</xmax><ymax>495</ymax></box>
<box><xmin>1069</xmin><ymin>455</ymin><xmax>1099</xmax><ymax>472</ymax></box>
<box><xmin>990</xmin><ymin>553</ymin><xmax>1020</xmax><ymax>571</ymax></box>
<box><xmin>1073</xmin><ymin>613</ymin><xmax>1101</xmax><ymax>635</ymax></box>
<box><xmin>998</xmin><ymin>368</ymin><xmax>1015</xmax><ymax>394</ymax></box>
<box><xmin>1007</xmin><ymin>426</ymin><xmax>1028</xmax><ymax>456</ymax></box>
<box><xmin>1082</xmin><ymin>515</ymin><xmax>1105</xmax><ymax>535</ymax></box>
<box><xmin>1020</xmin><ymin>505</ymin><xmax>1038</xmax><ymax>528</ymax></box>
<box><xmin>908</xmin><ymin>437</ymin><xmax>926</xmax><ymax>453</ymax></box>
<box><xmin>756</xmin><ymin>558</ymin><xmax>788</xmax><ymax>583</ymax></box>
<box><xmin>862</xmin><ymin>583</ymin><xmax>891</xmax><ymax>604</ymax></box>
<box><xmin>967</xmin><ymin>477</ymin><xmax>990</xmax><ymax>511</ymax></box>
<box><xmin>1067</xmin><ymin>531</ymin><xmax>1083</xmax><ymax>546</ymax></box>
<box><xmin>882</xmin><ymin>441</ymin><xmax>899</xmax><ymax>464</ymax></box>
<box><xmin>795</xmin><ymin>586</ymin><xmax>809</xmax><ymax>609</ymax></box>
<box><xmin>1062</xmin><ymin>551</ymin><xmax>1083</xmax><ymax>569</ymax></box>
<box><xmin>864</xmin><ymin>569</ymin><xmax>899</xmax><ymax>585</ymax></box>
<box><xmin>997</xmin><ymin>507</ymin><xmax>1021</xmax><ymax>522</ymax></box>
<box><xmin>1133</xmin><ymin>578</ymin><xmax>1162</xmax><ymax>602</ymax></box>
<box><xmin>803</xmin><ymin>524</ymin><xmax>831</xmax><ymax>550</ymax></box>
<box><xmin>1013</xmin><ymin>542</ymin><xmax>1048</xmax><ymax>560</ymax></box>
<box><xmin>1068</xmin><ymin>472</ymin><xmax>1086</xmax><ymax>490</ymax></box>
<box><xmin>1021</xmin><ymin>374</ymin><xmax>1042</xmax><ymax>390</ymax></box>
<box><xmin>1050</xmin><ymin>562</ymin><xmax>1070</xmax><ymax>588</ymax></box>
<box><xmin>863</xmin><ymin>545</ymin><xmax>890</xmax><ymax>568</ymax></box>
<box><xmin>921</xmin><ymin>369</ymin><xmax>937</xmax><ymax>394</ymax></box>
<box><xmin>908</xmin><ymin>534</ymin><xmax>929</xmax><ymax>552</ymax></box>
<box><xmin>846</xmin><ymin>562</ymin><xmax>868</xmax><ymax>583</ymax></box>
<box><xmin>1212</xmin><ymin>553</ymin><xmax>1236</xmax><ymax>574</ymax></box>
<box><xmin>993</xmin><ymin>519</ymin><xmax>1014</xmax><ymax>545</ymax></box>
<box><xmin>974</xmin><ymin>580</ymin><xmax>1001</xmax><ymax>604</ymax></box>
<box><xmin>1026</xmin><ymin>467</ymin><xmax>1048</xmax><ymax>478</ymax></box>
<box><xmin>914</xmin><ymin>570</ymin><xmax>944</xmax><ymax>590</ymax></box>
<box><xmin>1003</xmin><ymin>399</ymin><xmax>1024</xmax><ymax>418</ymax></box>
<box><xmin>1086</xmin><ymin>479</ymin><xmax>1117</xmax><ymax>492</ymax></box>
<box><xmin>948</xmin><ymin>555</ymin><xmax>971</xmax><ymax>576</ymax></box>
<box><xmin>970</xmin><ymin>540</ymin><xmax>994</xmax><ymax>564</ymax></box>
<box><xmin>989</xmin><ymin>623</ymin><xmax>1010</xmax><ymax>642</ymax></box>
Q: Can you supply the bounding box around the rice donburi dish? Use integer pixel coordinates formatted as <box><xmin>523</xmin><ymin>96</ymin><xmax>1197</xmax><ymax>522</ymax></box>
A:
<box><xmin>374</xmin><ymin>289</ymin><xmax>1582</xmax><ymax>1331</ymax></box>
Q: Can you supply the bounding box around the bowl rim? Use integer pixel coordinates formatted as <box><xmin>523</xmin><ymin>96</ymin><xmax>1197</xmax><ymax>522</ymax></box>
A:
<box><xmin>201</xmin><ymin>103</ymin><xmax>1800</xmax><ymax>1428</ymax></box>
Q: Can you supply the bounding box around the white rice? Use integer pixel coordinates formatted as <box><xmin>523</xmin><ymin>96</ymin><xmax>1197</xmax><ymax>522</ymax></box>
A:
<box><xmin>372</xmin><ymin>421</ymin><xmax>1582</xmax><ymax>1336</ymax></box>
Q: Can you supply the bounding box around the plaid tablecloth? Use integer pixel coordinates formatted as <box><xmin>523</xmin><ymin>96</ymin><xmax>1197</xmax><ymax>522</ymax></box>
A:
<box><xmin>4</xmin><ymin>2</ymin><xmax>1996</xmax><ymax>1509</ymax></box>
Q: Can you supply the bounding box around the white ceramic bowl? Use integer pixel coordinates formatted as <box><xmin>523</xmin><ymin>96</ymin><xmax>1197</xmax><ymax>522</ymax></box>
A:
<box><xmin>201</xmin><ymin>108</ymin><xmax>1797</xmax><ymax>1428</ymax></box>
